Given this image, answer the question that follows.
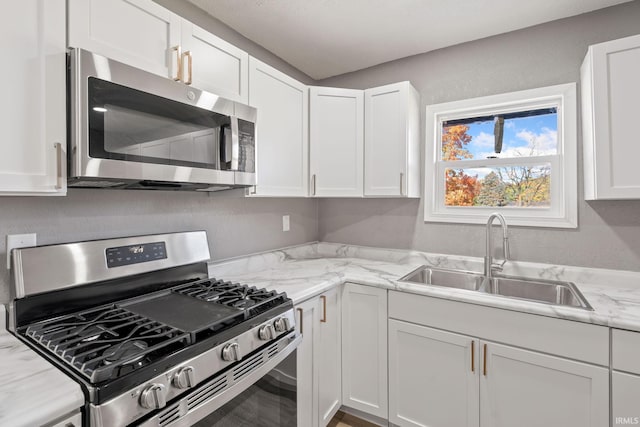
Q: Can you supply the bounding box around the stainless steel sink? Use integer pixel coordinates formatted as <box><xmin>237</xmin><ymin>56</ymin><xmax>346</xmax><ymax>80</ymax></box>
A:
<box><xmin>480</xmin><ymin>276</ymin><xmax>593</xmax><ymax>310</ymax></box>
<box><xmin>400</xmin><ymin>266</ymin><xmax>484</xmax><ymax>291</ymax></box>
<box><xmin>399</xmin><ymin>266</ymin><xmax>593</xmax><ymax>310</ymax></box>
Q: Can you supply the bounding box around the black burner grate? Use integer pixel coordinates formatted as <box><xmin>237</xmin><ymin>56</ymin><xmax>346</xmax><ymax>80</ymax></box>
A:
<box><xmin>25</xmin><ymin>305</ymin><xmax>190</xmax><ymax>383</ymax></box>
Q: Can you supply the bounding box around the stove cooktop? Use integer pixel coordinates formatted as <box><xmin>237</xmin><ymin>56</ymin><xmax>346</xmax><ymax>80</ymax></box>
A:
<box><xmin>22</xmin><ymin>278</ymin><xmax>289</xmax><ymax>385</ymax></box>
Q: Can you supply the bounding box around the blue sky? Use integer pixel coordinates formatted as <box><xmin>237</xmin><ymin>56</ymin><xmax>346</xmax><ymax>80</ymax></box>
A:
<box><xmin>462</xmin><ymin>112</ymin><xmax>558</xmax><ymax>160</ymax></box>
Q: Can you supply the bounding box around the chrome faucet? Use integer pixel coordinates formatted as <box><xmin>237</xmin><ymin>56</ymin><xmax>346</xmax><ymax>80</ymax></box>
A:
<box><xmin>484</xmin><ymin>213</ymin><xmax>510</xmax><ymax>278</ymax></box>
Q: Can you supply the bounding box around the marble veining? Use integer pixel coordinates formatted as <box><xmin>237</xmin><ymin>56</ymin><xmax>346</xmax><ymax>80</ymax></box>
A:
<box><xmin>0</xmin><ymin>305</ymin><xmax>84</xmax><ymax>427</ymax></box>
<box><xmin>209</xmin><ymin>242</ymin><xmax>640</xmax><ymax>333</ymax></box>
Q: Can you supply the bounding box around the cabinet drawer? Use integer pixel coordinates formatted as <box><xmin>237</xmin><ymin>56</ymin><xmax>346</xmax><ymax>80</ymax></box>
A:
<box><xmin>389</xmin><ymin>291</ymin><xmax>609</xmax><ymax>366</ymax></box>
<box><xmin>612</xmin><ymin>329</ymin><xmax>640</xmax><ymax>374</ymax></box>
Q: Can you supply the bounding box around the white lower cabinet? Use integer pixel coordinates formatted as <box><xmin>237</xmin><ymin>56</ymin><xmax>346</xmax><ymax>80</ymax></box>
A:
<box><xmin>388</xmin><ymin>291</ymin><xmax>609</xmax><ymax>427</ymax></box>
<box><xmin>296</xmin><ymin>287</ymin><xmax>342</xmax><ymax>427</ymax></box>
<box><xmin>481</xmin><ymin>342</ymin><xmax>609</xmax><ymax>427</ymax></box>
<box><xmin>341</xmin><ymin>283</ymin><xmax>388</xmax><ymax>419</ymax></box>
<box><xmin>389</xmin><ymin>320</ymin><xmax>478</xmax><ymax>427</ymax></box>
<box><xmin>612</xmin><ymin>371</ymin><xmax>640</xmax><ymax>424</ymax></box>
<box><xmin>296</xmin><ymin>296</ymin><xmax>320</xmax><ymax>427</ymax></box>
<box><xmin>389</xmin><ymin>320</ymin><xmax>608</xmax><ymax>427</ymax></box>
<box><xmin>611</xmin><ymin>328</ymin><xmax>640</xmax><ymax>425</ymax></box>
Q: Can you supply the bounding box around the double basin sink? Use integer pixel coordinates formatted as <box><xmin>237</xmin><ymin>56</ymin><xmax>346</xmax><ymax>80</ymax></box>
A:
<box><xmin>400</xmin><ymin>266</ymin><xmax>593</xmax><ymax>310</ymax></box>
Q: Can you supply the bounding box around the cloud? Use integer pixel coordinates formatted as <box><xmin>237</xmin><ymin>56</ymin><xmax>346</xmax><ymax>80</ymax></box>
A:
<box><xmin>477</xmin><ymin>128</ymin><xmax>557</xmax><ymax>159</ymax></box>
<box><xmin>515</xmin><ymin>128</ymin><xmax>557</xmax><ymax>155</ymax></box>
<box><xmin>471</xmin><ymin>131</ymin><xmax>496</xmax><ymax>149</ymax></box>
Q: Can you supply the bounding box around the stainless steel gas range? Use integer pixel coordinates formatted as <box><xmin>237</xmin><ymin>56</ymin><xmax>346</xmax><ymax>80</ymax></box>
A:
<box><xmin>7</xmin><ymin>231</ymin><xmax>300</xmax><ymax>426</ymax></box>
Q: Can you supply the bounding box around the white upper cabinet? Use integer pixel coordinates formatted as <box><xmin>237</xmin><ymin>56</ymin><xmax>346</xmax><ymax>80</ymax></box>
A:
<box><xmin>582</xmin><ymin>34</ymin><xmax>640</xmax><ymax>200</ymax></box>
<box><xmin>310</xmin><ymin>87</ymin><xmax>364</xmax><ymax>197</ymax></box>
<box><xmin>0</xmin><ymin>0</ymin><xmax>66</xmax><ymax>195</ymax></box>
<box><xmin>68</xmin><ymin>0</ymin><xmax>181</xmax><ymax>79</ymax></box>
<box><xmin>68</xmin><ymin>0</ymin><xmax>248</xmax><ymax>102</ymax></box>
<box><xmin>364</xmin><ymin>82</ymin><xmax>420</xmax><ymax>198</ymax></box>
<box><xmin>248</xmin><ymin>58</ymin><xmax>308</xmax><ymax>196</ymax></box>
<box><xmin>181</xmin><ymin>22</ymin><xmax>249</xmax><ymax>103</ymax></box>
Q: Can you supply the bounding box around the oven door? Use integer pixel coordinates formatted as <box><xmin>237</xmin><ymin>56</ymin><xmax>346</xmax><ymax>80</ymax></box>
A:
<box><xmin>139</xmin><ymin>332</ymin><xmax>300</xmax><ymax>427</ymax></box>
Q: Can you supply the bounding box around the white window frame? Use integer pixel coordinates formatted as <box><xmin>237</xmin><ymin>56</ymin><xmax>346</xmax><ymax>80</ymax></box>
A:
<box><xmin>424</xmin><ymin>83</ymin><xmax>577</xmax><ymax>228</ymax></box>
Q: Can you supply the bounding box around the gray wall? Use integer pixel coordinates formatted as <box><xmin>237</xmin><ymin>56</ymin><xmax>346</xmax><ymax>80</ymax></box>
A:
<box><xmin>0</xmin><ymin>2</ymin><xmax>319</xmax><ymax>305</ymax></box>
<box><xmin>318</xmin><ymin>1</ymin><xmax>640</xmax><ymax>271</ymax></box>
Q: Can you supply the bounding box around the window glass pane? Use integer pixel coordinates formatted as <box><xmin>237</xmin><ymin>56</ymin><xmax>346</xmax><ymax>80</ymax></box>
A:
<box><xmin>444</xmin><ymin>164</ymin><xmax>551</xmax><ymax>207</ymax></box>
<box><xmin>442</xmin><ymin>108</ymin><xmax>557</xmax><ymax>161</ymax></box>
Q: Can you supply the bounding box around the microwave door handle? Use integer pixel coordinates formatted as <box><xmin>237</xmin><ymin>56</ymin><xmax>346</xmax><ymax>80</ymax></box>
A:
<box><xmin>230</xmin><ymin>116</ymin><xmax>239</xmax><ymax>171</ymax></box>
<box><xmin>219</xmin><ymin>124</ymin><xmax>232</xmax><ymax>168</ymax></box>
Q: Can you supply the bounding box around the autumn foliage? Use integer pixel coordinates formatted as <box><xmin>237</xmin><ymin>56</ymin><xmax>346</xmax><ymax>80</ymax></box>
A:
<box><xmin>443</xmin><ymin>125</ymin><xmax>479</xmax><ymax>206</ymax></box>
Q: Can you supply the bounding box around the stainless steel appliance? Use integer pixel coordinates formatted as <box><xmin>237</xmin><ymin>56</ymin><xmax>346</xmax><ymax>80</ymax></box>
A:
<box><xmin>7</xmin><ymin>231</ymin><xmax>299</xmax><ymax>426</ymax></box>
<box><xmin>68</xmin><ymin>48</ymin><xmax>257</xmax><ymax>191</ymax></box>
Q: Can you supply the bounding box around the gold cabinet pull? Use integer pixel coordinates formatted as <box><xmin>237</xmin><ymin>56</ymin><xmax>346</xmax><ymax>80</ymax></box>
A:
<box><xmin>297</xmin><ymin>308</ymin><xmax>303</xmax><ymax>334</ymax></box>
<box><xmin>483</xmin><ymin>343</ymin><xmax>488</xmax><ymax>376</ymax></box>
<box><xmin>171</xmin><ymin>45</ymin><xmax>182</xmax><ymax>81</ymax></box>
<box><xmin>182</xmin><ymin>51</ymin><xmax>193</xmax><ymax>85</ymax></box>
<box><xmin>400</xmin><ymin>172</ymin><xmax>404</xmax><ymax>196</ymax></box>
<box><xmin>320</xmin><ymin>295</ymin><xmax>327</xmax><ymax>323</ymax></box>
<box><xmin>54</xmin><ymin>143</ymin><xmax>64</xmax><ymax>190</ymax></box>
<box><xmin>471</xmin><ymin>341</ymin><xmax>475</xmax><ymax>373</ymax></box>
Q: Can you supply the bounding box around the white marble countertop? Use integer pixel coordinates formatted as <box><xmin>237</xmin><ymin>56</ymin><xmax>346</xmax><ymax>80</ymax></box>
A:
<box><xmin>209</xmin><ymin>242</ymin><xmax>640</xmax><ymax>333</ymax></box>
<box><xmin>0</xmin><ymin>305</ymin><xmax>84</xmax><ymax>427</ymax></box>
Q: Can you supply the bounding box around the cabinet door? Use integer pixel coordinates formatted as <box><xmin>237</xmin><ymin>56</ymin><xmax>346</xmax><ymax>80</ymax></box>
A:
<box><xmin>341</xmin><ymin>283</ymin><xmax>387</xmax><ymax>418</ymax></box>
<box><xmin>309</xmin><ymin>87</ymin><xmax>364</xmax><ymax>197</ymax></box>
<box><xmin>612</xmin><ymin>371</ymin><xmax>640</xmax><ymax>425</ymax></box>
<box><xmin>0</xmin><ymin>0</ymin><xmax>66</xmax><ymax>195</ymax></box>
<box><xmin>317</xmin><ymin>287</ymin><xmax>342</xmax><ymax>426</ymax></box>
<box><xmin>364</xmin><ymin>82</ymin><xmax>420</xmax><ymax>198</ymax></box>
<box><xmin>583</xmin><ymin>34</ymin><xmax>640</xmax><ymax>199</ymax></box>
<box><xmin>389</xmin><ymin>320</ymin><xmax>479</xmax><ymax>427</ymax></box>
<box><xmin>480</xmin><ymin>341</ymin><xmax>609</xmax><ymax>427</ymax></box>
<box><xmin>181</xmin><ymin>22</ymin><xmax>249</xmax><ymax>103</ymax></box>
<box><xmin>68</xmin><ymin>0</ymin><xmax>181</xmax><ymax>79</ymax></box>
<box><xmin>248</xmin><ymin>58</ymin><xmax>308</xmax><ymax>196</ymax></box>
<box><xmin>296</xmin><ymin>298</ymin><xmax>320</xmax><ymax>427</ymax></box>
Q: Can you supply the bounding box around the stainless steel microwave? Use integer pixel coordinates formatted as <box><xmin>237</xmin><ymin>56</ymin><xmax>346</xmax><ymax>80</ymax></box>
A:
<box><xmin>68</xmin><ymin>48</ymin><xmax>256</xmax><ymax>191</ymax></box>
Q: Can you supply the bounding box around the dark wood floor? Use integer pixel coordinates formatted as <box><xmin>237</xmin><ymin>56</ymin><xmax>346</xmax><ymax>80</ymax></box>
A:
<box><xmin>328</xmin><ymin>411</ymin><xmax>380</xmax><ymax>427</ymax></box>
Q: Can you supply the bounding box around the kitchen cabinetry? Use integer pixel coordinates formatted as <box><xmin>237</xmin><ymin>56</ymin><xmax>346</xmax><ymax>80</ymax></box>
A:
<box><xmin>364</xmin><ymin>82</ymin><xmax>420</xmax><ymax>198</ymax></box>
<box><xmin>248</xmin><ymin>58</ymin><xmax>309</xmax><ymax>196</ymax></box>
<box><xmin>0</xmin><ymin>0</ymin><xmax>66</xmax><ymax>195</ymax></box>
<box><xmin>310</xmin><ymin>87</ymin><xmax>364</xmax><ymax>197</ymax></box>
<box><xmin>50</xmin><ymin>411</ymin><xmax>82</xmax><ymax>427</ymax></box>
<box><xmin>389</xmin><ymin>320</ymin><xmax>478</xmax><ymax>427</ymax></box>
<box><xmin>612</xmin><ymin>329</ymin><xmax>640</xmax><ymax>424</ymax></box>
<box><xmin>180</xmin><ymin>22</ymin><xmax>249</xmax><ymax>102</ymax></box>
<box><xmin>388</xmin><ymin>291</ymin><xmax>609</xmax><ymax>427</ymax></box>
<box><xmin>295</xmin><ymin>288</ymin><xmax>342</xmax><ymax>427</ymax></box>
<box><xmin>341</xmin><ymin>283</ymin><xmax>388</xmax><ymax>419</ymax></box>
<box><xmin>581</xmin><ymin>34</ymin><xmax>640</xmax><ymax>199</ymax></box>
<box><xmin>68</xmin><ymin>0</ymin><xmax>248</xmax><ymax>102</ymax></box>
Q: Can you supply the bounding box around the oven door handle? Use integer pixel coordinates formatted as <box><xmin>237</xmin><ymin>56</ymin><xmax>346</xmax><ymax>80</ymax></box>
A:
<box><xmin>140</xmin><ymin>331</ymin><xmax>301</xmax><ymax>427</ymax></box>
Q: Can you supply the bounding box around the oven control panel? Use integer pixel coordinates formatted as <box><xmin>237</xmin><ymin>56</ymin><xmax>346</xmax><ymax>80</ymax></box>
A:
<box><xmin>106</xmin><ymin>242</ymin><xmax>167</xmax><ymax>268</ymax></box>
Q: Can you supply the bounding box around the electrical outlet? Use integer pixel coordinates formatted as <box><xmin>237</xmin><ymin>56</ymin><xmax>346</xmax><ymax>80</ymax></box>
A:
<box><xmin>6</xmin><ymin>233</ymin><xmax>37</xmax><ymax>269</ymax></box>
<box><xmin>282</xmin><ymin>215</ymin><xmax>290</xmax><ymax>232</ymax></box>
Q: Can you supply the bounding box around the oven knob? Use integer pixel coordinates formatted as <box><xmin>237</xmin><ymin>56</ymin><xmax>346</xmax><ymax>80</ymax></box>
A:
<box><xmin>139</xmin><ymin>383</ymin><xmax>166</xmax><ymax>410</ymax></box>
<box><xmin>221</xmin><ymin>342</ymin><xmax>242</xmax><ymax>361</ymax></box>
<box><xmin>273</xmin><ymin>317</ymin><xmax>291</xmax><ymax>333</ymax></box>
<box><xmin>258</xmin><ymin>324</ymin><xmax>276</xmax><ymax>340</ymax></box>
<box><xmin>173</xmin><ymin>366</ymin><xmax>195</xmax><ymax>389</ymax></box>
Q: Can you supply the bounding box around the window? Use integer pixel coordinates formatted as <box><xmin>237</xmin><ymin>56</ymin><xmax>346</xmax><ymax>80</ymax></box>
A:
<box><xmin>425</xmin><ymin>83</ymin><xmax>577</xmax><ymax>228</ymax></box>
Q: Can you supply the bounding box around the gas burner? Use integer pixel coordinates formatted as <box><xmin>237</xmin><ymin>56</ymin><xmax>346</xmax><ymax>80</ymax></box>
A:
<box><xmin>103</xmin><ymin>340</ymin><xmax>148</xmax><ymax>364</ymax></box>
<box><xmin>77</xmin><ymin>324</ymin><xmax>119</xmax><ymax>342</ymax></box>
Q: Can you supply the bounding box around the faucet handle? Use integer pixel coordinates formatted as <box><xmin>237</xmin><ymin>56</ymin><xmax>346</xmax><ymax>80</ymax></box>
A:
<box><xmin>503</xmin><ymin>236</ymin><xmax>510</xmax><ymax>261</ymax></box>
